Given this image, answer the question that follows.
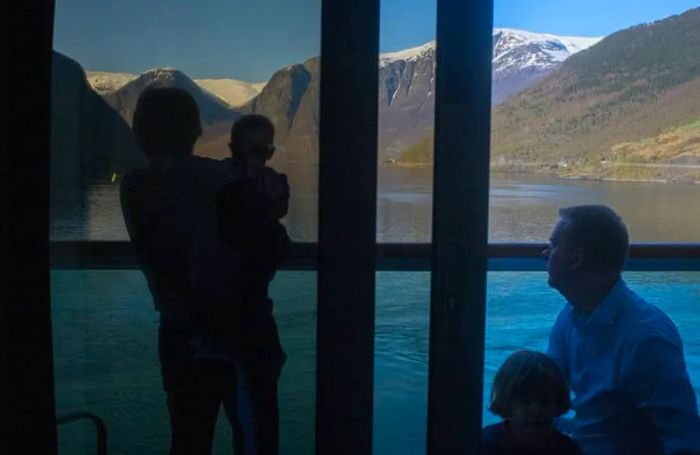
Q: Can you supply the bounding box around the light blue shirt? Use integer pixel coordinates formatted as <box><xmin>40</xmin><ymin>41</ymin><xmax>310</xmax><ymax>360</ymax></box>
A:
<box><xmin>547</xmin><ymin>279</ymin><xmax>700</xmax><ymax>454</ymax></box>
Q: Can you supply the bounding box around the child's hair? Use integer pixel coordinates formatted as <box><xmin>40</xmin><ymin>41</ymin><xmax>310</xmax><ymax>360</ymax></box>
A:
<box><xmin>230</xmin><ymin>114</ymin><xmax>275</xmax><ymax>160</ymax></box>
<box><xmin>489</xmin><ymin>350</ymin><xmax>570</xmax><ymax>418</ymax></box>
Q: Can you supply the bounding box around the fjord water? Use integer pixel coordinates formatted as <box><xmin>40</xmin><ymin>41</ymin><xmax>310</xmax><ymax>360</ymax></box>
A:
<box><xmin>51</xmin><ymin>167</ymin><xmax>700</xmax><ymax>454</ymax></box>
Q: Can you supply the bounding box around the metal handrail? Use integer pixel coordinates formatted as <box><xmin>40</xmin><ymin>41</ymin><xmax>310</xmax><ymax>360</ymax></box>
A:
<box><xmin>57</xmin><ymin>412</ymin><xmax>107</xmax><ymax>455</ymax></box>
<box><xmin>49</xmin><ymin>241</ymin><xmax>700</xmax><ymax>272</ymax></box>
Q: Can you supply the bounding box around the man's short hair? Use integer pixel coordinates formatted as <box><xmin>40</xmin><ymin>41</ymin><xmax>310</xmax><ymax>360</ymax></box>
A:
<box><xmin>489</xmin><ymin>350</ymin><xmax>571</xmax><ymax>418</ymax></box>
<box><xmin>132</xmin><ymin>87</ymin><xmax>202</xmax><ymax>157</ymax></box>
<box><xmin>230</xmin><ymin>114</ymin><xmax>275</xmax><ymax>149</ymax></box>
<box><xmin>559</xmin><ymin>205</ymin><xmax>629</xmax><ymax>274</ymax></box>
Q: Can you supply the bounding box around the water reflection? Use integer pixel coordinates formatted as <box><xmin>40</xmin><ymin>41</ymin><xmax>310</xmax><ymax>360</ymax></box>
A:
<box><xmin>50</xmin><ymin>166</ymin><xmax>700</xmax><ymax>243</ymax></box>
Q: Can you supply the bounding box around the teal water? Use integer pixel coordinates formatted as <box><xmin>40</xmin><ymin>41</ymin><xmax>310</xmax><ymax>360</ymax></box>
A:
<box><xmin>52</xmin><ymin>270</ymin><xmax>700</xmax><ymax>454</ymax></box>
<box><xmin>51</xmin><ymin>170</ymin><xmax>700</xmax><ymax>453</ymax></box>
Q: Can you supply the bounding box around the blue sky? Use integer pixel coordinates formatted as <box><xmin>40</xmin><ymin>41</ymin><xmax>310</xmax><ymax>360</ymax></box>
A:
<box><xmin>53</xmin><ymin>0</ymin><xmax>699</xmax><ymax>81</ymax></box>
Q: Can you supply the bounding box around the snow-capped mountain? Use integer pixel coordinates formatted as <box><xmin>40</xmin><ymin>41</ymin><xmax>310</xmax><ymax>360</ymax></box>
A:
<box><xmin>102</xmin><ymin>67</ymin><xmax>238</xmax><ymax>127</ymax></box>
<box><xmin>82</xmin><ymin>28</ymin><xmax>603</xmax><ymax>162</ymax></box>
<box><xmin>373</xmin><ymin>29</ymin><xmax>601</xmax><ymax>157</ymax></box>
<box><xmin>194</xmin><ymin>78</ymin><xmax>266</xmax><ymax>107</ymax></box>
<box><xmin>86</xmin><ymin>70</ymin><xmax>265</xmax><ymax>107</ymax></box>
<box><xmin>86</xmin><ymin>71</ymin><xmax>138</xmax><ymax>95</ymax></box>
<box><xmin>378</xmin><ymin>28</ymin><xmax>601</xmax><ymax>105</ymax></box>
<box><xmin>491</xmin><ymin>28</ymin><xmax>602</xmax><ymax>102</ymax></box>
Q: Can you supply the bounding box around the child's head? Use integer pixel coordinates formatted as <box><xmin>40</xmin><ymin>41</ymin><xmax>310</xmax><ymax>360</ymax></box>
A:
<box><xmin>489</xmin><ymin>350</ymin><xmax>570</xmax><ymax>441</ymax></box>
<box><xmin>229</xmin><ymin>114</ymin><xmax>276</xmax><ymax>169</ymax></box>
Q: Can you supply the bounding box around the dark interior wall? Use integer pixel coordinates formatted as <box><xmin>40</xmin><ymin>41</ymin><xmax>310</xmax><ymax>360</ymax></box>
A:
<box><xmin>0</xmin><ymin>1</ymin><xmax>58</xmax><ymax>453</ymax></box>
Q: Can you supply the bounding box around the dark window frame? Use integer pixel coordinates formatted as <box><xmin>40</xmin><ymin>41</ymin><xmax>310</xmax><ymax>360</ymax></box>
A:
<box><xmin>34</xmin><ymin>0</ymin><xmax>700</xmax><ymax>452</ymax></box>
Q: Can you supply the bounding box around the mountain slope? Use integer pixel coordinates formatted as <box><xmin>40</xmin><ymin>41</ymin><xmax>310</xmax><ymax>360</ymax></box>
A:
<box><xmin>196</xmin><ymin>28</ymin><xmax>597</xmax><ymax>162</ymax></box>
<box><xmin>197</xmin><ymin>58</ymin><xmax>320</xmax><ymax>162</ymax></box>
<box><xmin>103</xmin><ymin>68</ymin><xmax>239</xmax><ymax>127</ymax></box>
<box><xmin>490</xmin><ymin>7</ymin><xmax>700</xmax><ymax>167</ymax></box>
<box><xmin>51</xmin><ymin>52</ymin><xmax>144</xmax><ymax>190</ymax></box>
<box><xmin>194</xmin><ymin>78</ymin><xmax>265</xmax><ymax>107</ymax></box>
<box><xmin>400</xmin><ymin>7</ymin><xmax>700</xmax><ymax>174</ymax></box>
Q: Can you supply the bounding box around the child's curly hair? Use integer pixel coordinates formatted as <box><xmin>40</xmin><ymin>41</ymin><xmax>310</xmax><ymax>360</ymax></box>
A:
<box><xmin>489</xmin><ymin>350</ymin><xmax>571</xmax><ymax>418</ymax></box>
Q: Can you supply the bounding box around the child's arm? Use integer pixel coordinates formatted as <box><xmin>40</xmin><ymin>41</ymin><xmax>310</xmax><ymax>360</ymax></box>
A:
<box><xmin>262</xmin><ymin>169</ymin><xmax>289</xmax><ymax>220</ymax></box>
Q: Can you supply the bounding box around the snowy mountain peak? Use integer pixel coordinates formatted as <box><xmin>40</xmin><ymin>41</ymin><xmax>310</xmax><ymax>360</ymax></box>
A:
<box><xmin>380</xmin><ymin>41</ymin><xmax>436</xmax><ymax>67</ymax></box>
<box><xmin>141</xmin><ymin>67</ymin><xmax>184</xmax><ymax>80</ymax></box>
<box><xmin>194</xmin><ymin>78</ymin><xmax>266</xmax><ymax>107</ymax></box>
<box><xmin>378</xmin><ymin>28</ymin><xmax>602</xmax><ymax>70</ymax></box>
<box><xmin>492</xmin><ymin>28</ymin><xmax>602</xmax><ymax>72</ymax></box>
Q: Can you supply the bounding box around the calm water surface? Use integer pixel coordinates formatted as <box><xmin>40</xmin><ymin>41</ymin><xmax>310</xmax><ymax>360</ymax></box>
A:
<box><xmin>51</xmin><ymin>167</ymin><xmax>700</xmax><ymax>454</ymax></box>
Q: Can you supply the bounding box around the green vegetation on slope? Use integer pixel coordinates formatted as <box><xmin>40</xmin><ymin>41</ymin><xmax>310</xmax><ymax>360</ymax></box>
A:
<box><xmin>610</xmin><ymin>117</ymin><xmax>700</xmax><ymax>163</ymax></box>
<box><xmin>395</xmin><ymin>134</ymin><xmax>434</xmax><ymax>164</ymax></box>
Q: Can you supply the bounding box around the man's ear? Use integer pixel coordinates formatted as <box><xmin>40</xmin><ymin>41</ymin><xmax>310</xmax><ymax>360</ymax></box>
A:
<box><xmin>570</xmin><ymin>247</ymin><xmax>584</xmax><ymax>270</ymax></box>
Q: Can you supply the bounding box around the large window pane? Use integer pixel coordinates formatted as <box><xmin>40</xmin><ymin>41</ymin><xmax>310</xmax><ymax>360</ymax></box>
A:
<box><xmin>51</xmin><ymin>1</ymin><xmax>319</xmax><ymax>453</ymax></box>
<box><xmin>488</xmin><ymin>2</ymin><xmax>700</xmax><ymax>242</ymax></box>
<box><xmin>374</xmin><ymin>0</ymin><xmax>436</xmax><ymax>450</ymax></box>
<box><xmin>50</xmin><ymin>0</ymin><xmax>320</xmax><ymax>241</ymax></box>
<box><xmin>484</xmin><ymin>271</ymin><xmax>700</xmax><ymax>425</ymax></box>
<box><xmin>374</xmin><ymin>272</ymin><xmax>430</xmax><ymax>454</ymax></box>
<box><xmin>379</xmin><ymin>2</ymin><xmax>700</xmax><ymax>243</ymax></box>
<box><xmin>369</xmin><ymin>271</ymin><xmax>700</xmax><ymax>454</ymax></box>
<box><xmin>52</xmin><ymin>271</ymin><xmax>316</xmax><ymax>454</ymax></box>
<box><xmin>377</xmin><ymin>0</ymin><xmax>437</xmax><ymax>243</ymax></box>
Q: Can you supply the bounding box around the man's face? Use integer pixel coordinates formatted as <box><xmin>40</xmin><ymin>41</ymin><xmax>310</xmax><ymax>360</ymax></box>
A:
<box><xmin>542</xmin><ymin>219</ymin><xmax>580</xmax><ymax>291</ymax></box>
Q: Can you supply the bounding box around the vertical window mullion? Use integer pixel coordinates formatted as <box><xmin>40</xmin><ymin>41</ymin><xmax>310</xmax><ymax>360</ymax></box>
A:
<box><xmin>1</xmin><ymin>1</ymin><xmax>58</xmax><ymax>453</ymax></box>
<box><xmin>316</xmin><ymin>0</ymin><xmax>380</xmax><ymax>453</ymax></box>
<box><xmin>427</xmin><ymin>0</ymin><xmax>494</xmax><ymax>453</ymax></box>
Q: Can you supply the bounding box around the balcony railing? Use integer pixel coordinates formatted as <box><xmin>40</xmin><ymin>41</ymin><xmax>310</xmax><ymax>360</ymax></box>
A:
<box><xmin>50</xmin><ymin>241</ymin><xmax>700</xmax><ymax>272</ymax></box>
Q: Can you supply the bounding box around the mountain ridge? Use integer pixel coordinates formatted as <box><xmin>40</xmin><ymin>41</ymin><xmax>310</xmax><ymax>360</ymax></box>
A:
<box><xmin>400</xmin><ymin>7</ymin><xmax>700</xmax><ymax>182</ymax></box>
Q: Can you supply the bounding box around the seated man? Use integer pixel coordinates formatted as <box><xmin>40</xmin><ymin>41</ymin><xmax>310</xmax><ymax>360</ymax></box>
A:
<box><xmin>544</xmin><ymin>205</ymin><xmax>700</xmax><ymax>455</ymax></box>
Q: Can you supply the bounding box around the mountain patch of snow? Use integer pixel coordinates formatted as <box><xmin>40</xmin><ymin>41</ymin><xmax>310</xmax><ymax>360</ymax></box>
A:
<box><xmin>195</xmin><ymin>79</ymin><xmax>265</xmax><ymax>107</ymax></box>
<box><xmin>86</xmin><ymin>71</ymin><xmax>138</xmax><ymax>95</ymax></box>
<box><xmin>379</xmin><ymin>28</ymin><xmax>602</xmax><ymax>71</ymax></box>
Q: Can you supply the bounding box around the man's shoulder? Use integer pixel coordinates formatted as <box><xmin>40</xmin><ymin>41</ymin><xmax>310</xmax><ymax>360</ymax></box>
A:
<box><xmin>610</xmin><ymin>297</ymin><xmax>684</xmax><ymax>369</ymax></box>
<box><xmin>617</xmin><ymin>284</ymin><xmax>678</xmax><ymax>341</ymax></box>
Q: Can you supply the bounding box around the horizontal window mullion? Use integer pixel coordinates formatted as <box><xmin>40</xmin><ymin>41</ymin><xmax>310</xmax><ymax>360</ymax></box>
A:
<box><xmin>49</xmin><ymin>241</ymin><xmax>700</xmax><ymax>272</ymax></box>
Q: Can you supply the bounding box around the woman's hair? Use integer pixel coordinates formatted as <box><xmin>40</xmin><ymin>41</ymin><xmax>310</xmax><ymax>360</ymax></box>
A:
<box><xmin>489</xmin><ymin>350</ymin><xmax>570</xmax><ymax>418</ymax></box>
<box><xmin>132</xmin><ymin>87</ymin><xmax>202</xmax><ymax>157</ymax></box>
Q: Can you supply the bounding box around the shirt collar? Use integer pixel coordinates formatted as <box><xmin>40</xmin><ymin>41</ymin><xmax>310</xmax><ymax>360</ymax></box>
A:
<box><xmin>575</xmin><ymin>278</ymin><xmax>627</xmax><ymax>326</ymax></box>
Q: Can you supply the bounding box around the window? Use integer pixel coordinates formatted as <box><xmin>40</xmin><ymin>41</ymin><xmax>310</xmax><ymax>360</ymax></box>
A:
<box><xmin>50</xmin><ymin>1</ymin><xmax>320</xmax><ymax>453</ymax></box>
<box><xmin>40</xmin><ymin>0</ymin><xmax>700</xmax><ymax>453</ymax></box>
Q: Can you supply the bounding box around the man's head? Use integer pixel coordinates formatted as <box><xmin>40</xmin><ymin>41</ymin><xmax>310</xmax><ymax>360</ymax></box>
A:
<box><xmin>229</xmin><ymin>114</ymin><xmax>276</xmax><ymax>169</ymax></box>
<box><xmin>543</xmin><ymin>205</ymin><xmax>629</xmax><ymax>293</ymax></box>
<box><xmin>132</xmin><ymin>87</ymin><xmax>202</xmax><ymax>158</ymax></box>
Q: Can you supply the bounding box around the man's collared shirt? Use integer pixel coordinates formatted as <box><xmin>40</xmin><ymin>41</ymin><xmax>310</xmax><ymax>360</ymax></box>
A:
<box><xmin>547</xmin><ymin>279</ymin><xmax>700</xmax><ymax>454</ymax></box>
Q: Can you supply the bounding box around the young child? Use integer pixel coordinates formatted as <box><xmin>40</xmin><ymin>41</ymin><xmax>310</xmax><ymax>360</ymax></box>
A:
<box><xmin>216</xmin><ymin>114</ymin><xmax>290</xmax><ymax>353</ymax></box>
<box><xmin>483</xmin><ymin>350</ymin><xmax>582</xmax><ymax>455</ymax></box>
<box><xmin>214</xmin><ymin>114</ymin><xmax>290</xmax><ymax>454</ymax></box>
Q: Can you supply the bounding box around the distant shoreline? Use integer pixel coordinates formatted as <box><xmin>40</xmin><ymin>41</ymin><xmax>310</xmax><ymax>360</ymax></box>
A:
<box><xmin>381</xmin><ymin>161</ymin><xmax>700</xmax><ymax>185</ymax></box>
